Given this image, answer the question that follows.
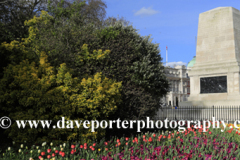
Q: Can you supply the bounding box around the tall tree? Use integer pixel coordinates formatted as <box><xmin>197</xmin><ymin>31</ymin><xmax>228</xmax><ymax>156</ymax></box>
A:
<box><xmin>21</xmin><ymin>0</ymin><xmax>107</xmax><ymax>75</ymax></box>
<box><xmin>0</xmin><ymin>0</ymin><xmax>69</xmax><ymax>78</ymax></box>
<box><xmin>0</xmin><ymin>0</ymin><xmax>107</xmax><ymax>77</ymax></box>
<box><xmin>17</xmin><ymin>4</ymin><xmax>169</xmax><ymax>121</ymax></box>
<box><xmin>0</xmin><ymin>4</ymin><xmax>122</xmax><ymax>143</ymax></box>
<box><xmin>1</xmin><ymin>1</ymin><xmax>169</xmax><ymax>139</ymax></box>
<box><xmin>94</xmin><ymin>22</ymin><xmax>169</xmax><ymax>120</ymax></box>
<box><xmin>0</xmin><ymin>0</ymin><xmax>63</xmax><ymax>43</ymax></box>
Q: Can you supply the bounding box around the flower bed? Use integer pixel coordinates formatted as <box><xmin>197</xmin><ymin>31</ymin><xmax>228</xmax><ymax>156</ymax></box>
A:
<box><xmin>1</xmin><ymin>122</ymin><xmax>240</xmax><ymax>160</ymax></box>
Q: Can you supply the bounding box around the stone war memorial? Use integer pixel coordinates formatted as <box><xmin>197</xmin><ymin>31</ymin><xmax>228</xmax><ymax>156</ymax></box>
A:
<box><xmin>180</xmin><ymin>7</ymin><xmax>240</xmax><ymax>107</ymax></box>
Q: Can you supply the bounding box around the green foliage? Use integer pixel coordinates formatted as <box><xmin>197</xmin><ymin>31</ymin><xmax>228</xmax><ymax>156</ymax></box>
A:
<box><xmin>0</xmin><ymin>51</ymin><xmax>121</xmax><ymax>144</ymax></box>
<box><xmin>47</xmin><ymin>0</ymin><xmax>84</xmax><ymax>19</ymax></box>
<box><xmin>21</xmin><ymin>2</ymin><xmax>103</xmax><ymax>73</ymax></box>
<box><xmin>0</xmin><ymin>2</ymin><xmax>120</xmax><ymax>144</ymax></box>
<box><xmin>0</xmin><ymin>0</ymin><xmax>74</xmax><ymax>78</ymax></box>
<box><xmin>0</xmin><ymin>0</ymin><xmax>29</xmax><ymax>43</ymax></box>
<box><xmin>93</xmin><ymin>22</ymin><xmax>169</xmax><ymax>120</ymax></box>
<box><xmin>97</xmin><ymin>26</ymin><xmax>120</xmax><ymax>41</ymax></box>
<box><xmin>0</xmin><ymin>1</ymin><xmax>169</xmax><ymax>143</ymax></box>
<box><xmin>20</xmin><ymin>8</ymin><xmax>168</xmax><ymax>121</ymax></box>
<box><xmin>131</xmin><ymin>35</ymin><xmax>169</xmax><ymax>96</ymax></box>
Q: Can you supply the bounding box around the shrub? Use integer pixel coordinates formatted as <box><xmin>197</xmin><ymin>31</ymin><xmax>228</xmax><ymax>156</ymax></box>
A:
<box><xmin>0</xmin><ymin>52</ymin><xmax>122</xmax><ymax>144</ymax></box>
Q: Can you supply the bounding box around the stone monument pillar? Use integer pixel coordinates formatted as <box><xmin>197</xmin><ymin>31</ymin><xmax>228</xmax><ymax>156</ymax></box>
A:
<box><xmin>180</xmin><ymin>7</ymin><xmax>240</xmax><ymax>106</ymax></box>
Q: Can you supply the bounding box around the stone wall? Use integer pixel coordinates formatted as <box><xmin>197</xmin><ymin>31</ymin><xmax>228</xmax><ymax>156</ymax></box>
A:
<box><xmin>181</xmin><ymin>7</ymin><xmax>240</xmax><ymax>107</ymax></box>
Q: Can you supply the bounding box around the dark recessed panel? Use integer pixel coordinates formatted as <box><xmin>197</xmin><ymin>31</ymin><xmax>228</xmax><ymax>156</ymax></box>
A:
<box><xmin>200</xmin><ymin>76</ymin><xmax>227</xmax><ymax>93</ymax></box>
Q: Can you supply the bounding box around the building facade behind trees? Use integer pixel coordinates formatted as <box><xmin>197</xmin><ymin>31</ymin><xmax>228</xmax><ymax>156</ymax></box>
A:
<box><xmin>161</xmin><ymin>56</ymin><xmax>196</xmax><ymax>107</ymax></box>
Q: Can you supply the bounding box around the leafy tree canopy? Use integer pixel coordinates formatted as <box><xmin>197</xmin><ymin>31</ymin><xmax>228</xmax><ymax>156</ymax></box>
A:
<box><xmin>0</xmin><ymin>0</ymin><xmax>169</xmax><ymax>141</ymax></box>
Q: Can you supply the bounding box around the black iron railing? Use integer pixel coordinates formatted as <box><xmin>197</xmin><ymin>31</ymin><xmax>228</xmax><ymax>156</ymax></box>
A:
<box><xmin>154</xmin><ymin>106</ymin><xmax>240</xmax><ymax>123</ymax></box>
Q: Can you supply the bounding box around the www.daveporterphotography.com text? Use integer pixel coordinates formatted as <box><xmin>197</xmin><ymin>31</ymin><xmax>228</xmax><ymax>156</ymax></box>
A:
<box><xmin>12</xmin><ymin>117</ymin><xmax>240</xmax><ymax>133</ymax></box>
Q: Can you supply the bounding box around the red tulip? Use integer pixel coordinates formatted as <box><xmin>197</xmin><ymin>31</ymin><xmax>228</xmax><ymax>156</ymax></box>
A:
<box><xmin>41</xmin><ymin>152</ymin><xmax>45</xmax><ymax>156</ymax></box>
<box><xmin>47</xmin><ymin>149</ymin><xmax>51</xmax><ymax>153</ymax></box>
<box><xmin>47</xmin><ymin>155</ymin><xmax>51</xmax><ymax>159</ymax></box>
<box><xmin>71</xmin><ymin>145</ymin><xmax>75</xmax><ymax>149</ymax></box>
<box><xmin>148</xmin><ymin>137</ymin><xmax>152</xmax><ymax>142</ymax></box>
<box><xmin>52</xmin><ymin>153</ymin><xmax>55</xmax><ymax>157</ymax></box>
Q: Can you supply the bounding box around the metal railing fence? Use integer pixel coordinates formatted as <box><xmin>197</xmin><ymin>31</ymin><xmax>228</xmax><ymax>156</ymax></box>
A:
<box><xmin>154</xmin><ymin>106</ymin><xmax>240</xmax><ymax>123</ymax></box>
